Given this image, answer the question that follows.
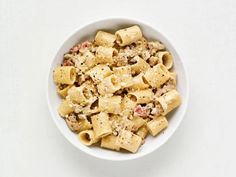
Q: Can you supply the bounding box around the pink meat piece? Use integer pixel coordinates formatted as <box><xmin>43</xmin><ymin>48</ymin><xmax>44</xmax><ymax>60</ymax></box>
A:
<box><xmin>63</xmin><ymin>59</ymin><xmax>74</xmax><ymax>66</ymax></box>
<box><xmin>134</xmin><ymin>105</ymin><xmax>148</xmax><ymax>117</ymax></box>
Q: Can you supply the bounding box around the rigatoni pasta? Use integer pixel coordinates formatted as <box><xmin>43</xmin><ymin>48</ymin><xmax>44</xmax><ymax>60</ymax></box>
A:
<box><xmin>91</xmin><ymin>112</ymin><xmax>112</xmax><ymax>138</ymax></box>
<box><xmin>67</xmin><ymin>86</ymin><xmax>92</xmax><ymax>106</ymax></box>
<box><xmin>101</xmin><ymin>135</ymin><xmax>120</xmax><ymax>151</ymax></box>
<box><xmin>87</xmin><ymin>64</ymin><xmax>112</xmax><ymax>83</ymax></box>
<box><xmin>78</xmin><ymin>130</ymin><xmax>98</xmax><ymax>146</ymax></box>
<box><xmin>116</xmin><ymin>129</ymin><xmax>142</xmax><ymax>153</ymax></box>
<box><xmin>53</xmin><ymin>25</ymin><xmax>182</xmax><ymax>153</ymax></box>
<box><xmin>156</xmin><ymin>90</ymin><xmax>181</xmax><ymax>115</ymax></box>
<box><xmin>95</xmin><ymin>46</ymin><xmax>117</xmax><ymax>64</ymax></box>
<box><xmin>83</xmin><ymin>51</ymin><xmax>96</xmax><ymax>68</ymax></box>
<box><xmin>131</xmin><ymin>56</ymin><xmax>150</xmax><ymax>74</ymax></box>
<box><xmin>97</xmin><ymin>74</ymin><xmax>121</xmax><ymax>95</ymax></box>
<box><xmin>95</xmin><ymin>31</ymin><xmax>116</xmax><ymax>47</ymax></box>
<box><xmin>128</xmin><ymin>73</ymin><xmax>149</xmax><ymax>90</ymax></box>
<box><xmin>147</xmin><ymin>116</ymin><xmax>168</xmax><ymax>136</ymax></box>
<box><xmin>136</xmin><ymin>126</ymin><xmax>148</xmax><ymax>139</ymax></box>
<box><xmin>115</xmin><ymin>25</ymin><xmax>142</xmax><ymax>46</ymax></box>
<box><xmin>144</xmin><ymin>64</ymin><xmax>170</xmax><ymax>88</ymax></box>
<box><xmin>53</xmin><ymin>66</ymin><xmax>76</xmax><ymax>84</ymax></box>
<box><xmin>121</xmin><ymin>96</ymin><xmax>137</xmax><ymax>116</ymax></box>
<box><xmin>131</xmin><ymin>116</ymin><xmax>146</xmax><ymax>131</ymax></box>
<box><xmin>157</xmin><ymin>51</ymin><xmax>173</xmax><ymax>70</ymax></box>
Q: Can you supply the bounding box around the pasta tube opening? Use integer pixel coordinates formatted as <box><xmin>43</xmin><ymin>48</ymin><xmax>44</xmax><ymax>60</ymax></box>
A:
<box><xmin>142</xmin><ymin>75</ymin><xmax>149</xmax><ymax>85</ymax></box>
<box><xmin>157</xmin><ymin>52</ymin><xmax>173</xmax><ymax>70</ymax></box>
<box><xmin>90</xmin><ymin>99</ymin><xmax>98</xmax><ymax>110</ymax></box>
<box><xmin>78</xmin><ymin>130</ymin><xmax>96</xmax><ymax>146</ymax></box>
<box><xmin>129</xmin><ymin>95</ymin><xmax>137</xmax><ymax>102</ymax></box>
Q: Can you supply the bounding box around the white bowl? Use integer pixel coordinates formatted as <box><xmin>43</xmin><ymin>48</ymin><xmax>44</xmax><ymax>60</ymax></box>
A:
<box><xmin>47</xmin><ymin>18</ymin><xmax>189</xmax><ymax>161</ymax></box>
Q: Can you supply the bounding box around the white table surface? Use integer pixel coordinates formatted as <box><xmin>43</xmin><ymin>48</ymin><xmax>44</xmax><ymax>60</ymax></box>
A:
<box><xmin>1</xmin><ymin>0</ymin><xmax>236</xmax><ymax>176</ymax></box>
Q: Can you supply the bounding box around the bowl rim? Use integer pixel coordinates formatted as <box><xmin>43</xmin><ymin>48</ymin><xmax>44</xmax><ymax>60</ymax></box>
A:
<box><xmin>46</xmin><ymin>17</ymin><xmax>189</xmax><ymax>161</ymax></box>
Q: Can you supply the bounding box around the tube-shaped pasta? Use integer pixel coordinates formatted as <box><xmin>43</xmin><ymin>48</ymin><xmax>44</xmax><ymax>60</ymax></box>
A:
<box><xmin>101</xmin><ymin>135</ymin><xmax>120</xmax><ymax>151</ymax></box>
<box><xmin>78</xmin><ymin>130</ymin><xmax>99</xmax><ymax>146</ymax></box>
<box><xmin>115</xmin><ymin>25</ymin><xmax>142</xmax><ymax>46</ymax></box>
<box><xmin>87</xmin><ymin>64</ymin><xmax>112</xmax><ymax>83</ymax></box>
<box><xmin>156</xmin><ymin>90</ymin><xmax>181</xmax><ymax>115</ymax></box>
<box><xmin>53</xmin><ymin>66</ymin><xmax>76</xmax><ymax>84</ymax></box>
<box><xmin>131</xmin><ymin>56</ymin><xmax>150</xmax><ymax>74</ymax></box>
<box><xmin>157</xmin><ymin>51</ymin><xmax>173</xmax><ymax>70</ymax></box>
<box><xmin>99</xmin><ymin>96</ymin><xmax>122</xmax><ymax>114</ymax></box>
<box><xmin>58</xmin><ymin>99</ymin><xmax>73</xmax><ymax>117</ymax></box>
<box><xmin>57</xmin><ymin>85</ymin><xmax>72</xmax><ymax>98</ymax></box>
<box><xmin>115</xmin><ymin>129</ymin><xmax>142</xmax><ymax>153</ymax></box>
<box><xmin>136</xmin><ymin>125</ymin><xmax>148</xmax><ymax>139</ymax></box>
<box><xmin>95</xmin><ymin>31</ymin><xmax>116</xmax><ymax>47</ymax></box>
<box><xmin>129</xmin><ymin>73</ymin><xmax>149</xmax><ymax>90</ymax></box>
<box><xmin>128</xmin><ymin>89</ymin><xmax>154</xmax><ymax>104</ymax></box>
<box><xmin>131</xmin><ymin>116</ymin><xmax>146</xmax><ymax>131</ymax></box>
<box><xmin>67</xmin><ymin>85</ymin><xmax>93</xmax><ymax>106</ymax></box>
<box><xmin>113</xmin><ymin>66</ymin><xmax>133</xmax><ymax>88</ymax></box>
<box><xmin>97</xmin><ymin>74</ymin><xmax>121</xmax><ymax>95</ymax></box>
<box><xmin>83</xmin><ymin>51</ymin><xmax>96</xmax><ymax>69</ymax></box>
<box><xmin>144</xmin><ymin>64</ymin><xmax>170</xmax><ymax>88</ymax></box>
<box><xmin>121</xmin><ymin>96</ymin><xmax>136</xmax><ymax>116</ymax></box>
<box><xmin>96</xmin><ymin>46</ymin><xmax>117</xmax><ymax>64</ymax></box>
<box><xmin>147</xmin><ymin>116</ymin><xmax>168</xmax><ymax>136</ymax></box>
<box><xmin>91</xmin><ymin>112</ymin><xmax>112</xmax><ymax>138</ymax></box>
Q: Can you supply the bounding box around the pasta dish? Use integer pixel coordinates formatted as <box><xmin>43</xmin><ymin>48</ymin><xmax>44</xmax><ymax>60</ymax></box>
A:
<box><xmin>53</xmin><ymin>25</ymin><xmax>181</xmax><ymax>153</ymax></box>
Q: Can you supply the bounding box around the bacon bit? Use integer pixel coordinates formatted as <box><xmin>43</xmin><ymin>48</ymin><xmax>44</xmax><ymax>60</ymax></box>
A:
<box><xmin>81</xmin><ymin>41</ymin><xmax>92</xmax><ymax>49</ymax></box>
<box><xmin>63</xmin><ymin>59</ymin><xmax>74</xmax><ymax>66</ymax></box>
<box><xmin>134</xmin><ymin>105</ymin><xmax>148</xmax><ymax>117</ymax></box>
<box><xmin>69</xmin><ymin>41</ymin><xmax>91</xmax><ymax>53</ymax></box>
<box><xmin>70</xmin><ymin>45</ymin><xmax>81</xmax><ymax>53</ymax></box>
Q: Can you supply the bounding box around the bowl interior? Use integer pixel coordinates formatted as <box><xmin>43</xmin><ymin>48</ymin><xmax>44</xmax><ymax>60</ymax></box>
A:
<box><xmin>47</xmin><ymin>18</ymin><xmax>189</xmax><ymax>161</ymax></box>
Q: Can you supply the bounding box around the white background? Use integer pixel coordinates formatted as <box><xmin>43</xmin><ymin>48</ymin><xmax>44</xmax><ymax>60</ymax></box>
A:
<box><xmin>1</xmin><ymin>0</ymin><xmax>236</xmax><ymax>176</ymax></box>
